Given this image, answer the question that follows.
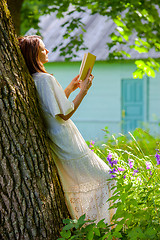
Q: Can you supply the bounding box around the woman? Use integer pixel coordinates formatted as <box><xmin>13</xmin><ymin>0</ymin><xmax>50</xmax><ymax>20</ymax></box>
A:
<box><xmin>18</xmin><ymin>35</ymin><xmax>115</xmax><ymax>224</ymax></box>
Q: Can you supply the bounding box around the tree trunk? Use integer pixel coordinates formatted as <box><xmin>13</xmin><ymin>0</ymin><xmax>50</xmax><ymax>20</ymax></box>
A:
<box><xmin>7</xmin><ymin>0</ymin><xmax>24</xmax><ymax>35</ymax></box>
<box><xmin>0</xmin><ymin>1</ymin><xmax>70</xmax><ymax>239</ymax></box>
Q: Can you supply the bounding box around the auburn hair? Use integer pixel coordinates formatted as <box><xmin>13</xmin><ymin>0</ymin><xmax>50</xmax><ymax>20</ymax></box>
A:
<box><xmin>18</xmin><ymin>35</ymin><xmax>47</xmax><ymax>74</ymax></box>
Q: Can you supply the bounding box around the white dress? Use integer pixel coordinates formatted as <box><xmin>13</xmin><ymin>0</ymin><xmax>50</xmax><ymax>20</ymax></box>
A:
<box><xmin>33</xmin><ymin>72</ymin><xmax>114</xmax><ymax>224</ymax></box>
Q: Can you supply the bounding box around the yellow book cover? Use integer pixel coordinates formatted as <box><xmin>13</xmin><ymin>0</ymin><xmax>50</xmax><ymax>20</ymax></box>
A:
<box><xmin>79</xmin><ymin>53</ymin><xmax>96</xmax><ymax>80</ymax></box>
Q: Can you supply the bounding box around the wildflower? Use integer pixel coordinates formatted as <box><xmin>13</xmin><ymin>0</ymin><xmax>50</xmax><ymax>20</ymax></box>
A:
<box><xmin>150</xmin><ymin>171</ymin><xmax>152</xmax><ymax>175</ymax></box>
<box><xmin>146</xmin><ymin>162</ymin><xmax>151</xmax><ymax>169</ymax></box>
<box><xmin>89</xmin><ymin>140</ymin><xmax>95</xmax><ymax>148</ymax></box>
<box><xmin>112</xmin><ymin>159</ymin><xmax>118</xmax><ymax>167</ymax></box>
<box><xmin>91</xmin><ymin>140</ymin><xmax>95</xmax><ymax>145</ymax></box>
<box><xmin>155</xmin><ymin>152</ymin><xmax>160</xmax><ymax>165</ymax></box>
<box><xmin>109</xmin><ymin>168</ymin><xmax>117</xmax><ymax>178</ymax></box>
<box><xmin>107</xmin><ymin>153</ymin><xmax>112</xmax><ymax>163</ymax></box>
<box><xmin>128</xmin><ymin>159</ymin><xmax>134</xmax><ymax>169</ymax></box>
<box><xmin>111</xmin><ymin>175</ymin><xmax>116</xmax><ymax>178</ymax></box>
<box><xmin>109</xmin><ymin>168</ymin><xmax>117</xmax><ymax>174</ymax></box>
<box><xmin>133</xmin><ymin>169</ymin><xmax>139</xmax><ymax>176</ymax></box>
<box><xmin>118</xmin><ymin>167</ymin><xmax>125</xmax><ymax>172</ymax></box>
<box><xmin>107</xmin><ymin>153</ymin><xmax>118</xmax><ymax>167</ymax></box>
<box><xmin>124</xmin><ymin>175</ymin><xmax>126</xmax><ymax>179</ymax></box>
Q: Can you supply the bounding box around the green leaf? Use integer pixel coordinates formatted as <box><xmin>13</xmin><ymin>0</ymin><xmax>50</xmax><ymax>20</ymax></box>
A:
<box><xmin>114</xmin><ymin>224</ymin><xmax>123</xmax><ymax>232</ymax></box>
<box><xmin>94</xmin><ymin>227</ymin><xmax>100</xmax><ymax>236</ymax></box>
<box><xmin>85</xmin><ymin>223</ymin><xmax>95</xmax><ymax>232</ymax></box>
<box><xmin>128</xmin><ymin>227</ymin><xmax>146</xmax><ymax>239</ymax></box>
<box><xmin>113</xmin><ymin>231</ymin><xmax>122</xmax><ymax>238</ymax></box>
<box><xmin>114</xmin><ymin>18</ymin><xmax>125</xmax><ymax>28</ymax></box>
<box><xmin>108</xmin><ymin>195</ymin><xmax>120</xmax><ymax>202</ymax></box>
<box><xmin>135</xmin><ymin>40</ymin><xmax>141</xmax><ymax>46</ymax></box>
<box><xmin>63</xmin><ymin>219</ymin><xmax>71</xmax><ymax>224</ymax></box>
<box><xmin>121</xmin><ymin>192</ymin><xmax>128</xmax><ymax>201</ymax></box>
<box><xmin>63</xmin><ymin>223</ymin><xmax>75</xmax><ymax>230</ymax></box>
<box><xmin>146</xmin><ymin>67</ymin><xmax>155</xmax><ymax>77</ymax></box>
<box><xmin>97</xmin><ymin>219</ymin><xmax>107</xmax><ymax>228</ymax></box>
<box><xmin>134</xmin><ymin>46</ymin><xmax>149</xmax><ymax>53</ymax></box>
<box><xmin>60</xmin><ymin>230</ymin><xmax>71</xmax><ymax>239</ymax></box>
<box><xmin>120</xmin><ymin>50</ymin><xmax>131</xmax><ymax>58</ymax></box>
<box><xmin>133</xmin><ymin>69</ymin><xmax>143</xmax><ymax>79</ymax></box>
<box><xmin>135</xmin><ymin>60</ymin><xmax>145</xmax><ymax>68</ymax></box>
<box><xmin>155</xmin><ymin>43</ymin><xmax>160</xmax><ymax>50</ymax></box>
<box><xmin>128</xmin><ymin>198</ymin><xmax>138</xmax><ymax>207</ymax></box>
<box><xmin>102</xmin><ymin>232</ymin><xmax>112</xmax><ymax>240</ymax></box>
<box><xmin>144</xmin><ymin>227</ymin><xmax>157</xmax><ymax>238</ymax></box>
<box><xmin>78</xmin><ymin>214</ymin><xmax>86</xmax><ymax>225</ymax></box>
<box><xmin>87</xmin><ymin>230</ymin><xmax>94</xmax><ymax>240</ymax></box>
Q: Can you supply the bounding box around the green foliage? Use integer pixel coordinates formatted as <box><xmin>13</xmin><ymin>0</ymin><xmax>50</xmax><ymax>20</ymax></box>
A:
<box><xmin>57</xmin><ymin>214</ymin><xmax>110</xmax><ymax>239</ymax></box>
<box><xmin>133</xmin><ymin>58</ymin><xmax>160</xmax><ymax>78</ymax></box>
<box><xmin>21</xmin><ymin>0</ymin><xmax>160</xmax><ymax>77</ymax></box>
<box><xmin>53</xmin><ymin>14</ymin><xmax>88</xmax><ymax>60</ymax></box>
<box><xmin>59</xmin><ymin>128</ymin><xmax>160</xmax><ymax>239</ymax></box>
<box><xmin>20</xmin><ymin>0</ymin><xmax>70</xmax><ymax>35</ymax></box>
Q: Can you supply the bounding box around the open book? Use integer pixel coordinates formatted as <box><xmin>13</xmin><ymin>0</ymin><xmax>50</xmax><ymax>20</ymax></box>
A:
<box><xmin>79</xmin><ymin>53</ymin><xmax>96</xmax><ymax>80</ymax></box>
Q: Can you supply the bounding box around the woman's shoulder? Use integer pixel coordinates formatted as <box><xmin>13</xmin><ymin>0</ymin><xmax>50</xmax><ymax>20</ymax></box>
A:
<box><xmin>32</xmin><ymin>72</ymin><xmax>52</xmax><ymax>78</ymax></box>
<box><xmin>32</xmin><ymin>72</ymin><xmax>61</xmax><ymax>91</ymax></box>
<box><xmin>32</xmin><ymin>72</ymin><xmax>55</xmax><ymax>82</ymax></box>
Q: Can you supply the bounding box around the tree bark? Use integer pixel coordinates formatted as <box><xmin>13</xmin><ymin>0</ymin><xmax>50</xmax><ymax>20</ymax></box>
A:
<box><xmin>7</xmin><ymin>0</ymin><xmax>24</xmax><ymax>35</ymax></box>
<box><xmin>0</xmin><ymin>0</ymin><xmax>70</xmax><ymax>239</ymax></box>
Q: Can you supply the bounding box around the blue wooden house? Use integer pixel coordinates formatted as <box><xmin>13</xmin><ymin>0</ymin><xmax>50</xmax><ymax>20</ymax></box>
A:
<box><xmin>28</xmin><ymin>8</ymin><xmax>160</xmax><ymax>141</ymax></box>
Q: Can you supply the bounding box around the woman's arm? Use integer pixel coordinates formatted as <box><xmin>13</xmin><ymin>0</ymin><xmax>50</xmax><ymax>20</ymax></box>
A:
<box><xmin>58</xmin><ymin>89</ymin><xmax>88</xmax><ymax>120</ymax></box>
<box><xmin>64</xmin><ymin>75</ymin><xmax>80</xmax><ymax>98</ymax></box>
<box><xmin>58</xmin><ymin>70</ymin><xmax>94</xmax><ymax>121</ymax></box>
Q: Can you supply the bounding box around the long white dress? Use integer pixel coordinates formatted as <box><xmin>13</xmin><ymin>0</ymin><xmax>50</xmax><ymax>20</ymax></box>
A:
<box><xmin>32</xmin><ymin>72</ymin><xmax>114</xmax><ymax>224</ymax></box>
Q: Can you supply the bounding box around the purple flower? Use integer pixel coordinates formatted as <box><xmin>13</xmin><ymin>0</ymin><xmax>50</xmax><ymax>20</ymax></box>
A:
<box><xmin>118</xmin><ymin>167</ymin><xmax>125</xmax><ymax>172</ymax></box>
<box><xmin>128</xmin><ymin>159</ymin><xmax>134</xmax><ymax>169</ymax></box>
<box><xmin>112</xmin><ymin>159</ymin><xmax>118</xmax><ymax>167</ymax></box>
<box><xmin>109</xmin><ymin>168</ymin><xmax>117</xmax><ymax>178</ymax></box>
<box><xmin>107</xmin><ymin>154</ymin><xmax>118</xmax><ymax>167</ymax></box>
<box><xmin>146</xmin><ymin>162</ymin><xmax>151</xmax><ymax>169</ymax></box>
<box><xmin>133</xmin><ymin>169</ymin><xmax>139</xmax><ymax>176</ymax></box>
<box><xmin>89</xmin><ymin>140</ymin><xmax>95</xmax><ymax>148</ymax></box>
<box><xmin>155</xmin><ymin>152</ymin><xmax>160</xmax><ymax>165</ymax></box>
<box><xmin>150</xmin><ymin>171</ymin><xmax>152</xmax><ymax>175</ymax></box>
<box><xmin>124</xmin><ymin>175</ymin><xmax>126</xmax><ymax>179</ymax></box>
<box><xmin>111</xmin><ymin>175</ymin><xmax>116</xmax><ymax>178</ymax></box>
<box><xmin>107</xmin><ymin>153</ymin><xmax>112</xmax><ymax>162</ymax></box>
<box><xmin>109</xmin><ymin>168</ymin><xmax>117</xmax><ymax>174</ymax></box>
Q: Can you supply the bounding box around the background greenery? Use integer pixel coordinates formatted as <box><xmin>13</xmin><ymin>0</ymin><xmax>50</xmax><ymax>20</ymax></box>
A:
<box><xmin>19</xmin><ymin>0</ymin><xmax>160</xmax><ymax>78</ymax></box>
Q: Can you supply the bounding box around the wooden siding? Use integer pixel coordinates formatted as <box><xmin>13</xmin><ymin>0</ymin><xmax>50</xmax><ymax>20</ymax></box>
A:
<box><xmin>45</xmin><ymin>61</ymin><xmax>160</xmax><ymax>141</ymax></box>
<box><xmin>149</xmin><ymin>75</ymin><xmax>160</xmax><ymax>135</ymax></box>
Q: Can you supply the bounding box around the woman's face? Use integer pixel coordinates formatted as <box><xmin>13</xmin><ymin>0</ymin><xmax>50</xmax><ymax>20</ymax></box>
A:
<box><xmin>38</xmin><ymin>39</ymin><xmax>49</xmax><ymax>64</ymax></box>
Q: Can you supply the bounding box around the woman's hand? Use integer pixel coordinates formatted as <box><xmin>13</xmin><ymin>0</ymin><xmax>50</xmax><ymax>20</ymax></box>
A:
<box><xmin>64</xmin><ymin>75</ymin><xmax>80</xmax><ymax>98</ymax></box>
<box><xmin>60</xmin><ymin>70</ymin><xmax>94</xmax><ymax>121</ymax></box>
<box><xmin>70</xmin><ymin>74</ymin><xmax>80</xmax><ymax>92</ymax></box>
<box><xmin>80</xmin><ymin>68</ymin><xmax>94</xmax><ymax>94</ymax></box>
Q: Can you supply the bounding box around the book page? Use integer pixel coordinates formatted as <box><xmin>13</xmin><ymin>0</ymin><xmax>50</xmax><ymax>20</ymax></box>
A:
<box><xmin>79</xmin><ymin>53</ymin><xmax>87</xmax><ymax>77</ymax></box>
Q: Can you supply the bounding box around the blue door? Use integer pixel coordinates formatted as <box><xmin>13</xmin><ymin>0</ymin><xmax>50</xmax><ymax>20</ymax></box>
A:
<box><xmin>121</xmin><ymin>79</ymin><xmax>144</xmax><ymax>134</ymax></box>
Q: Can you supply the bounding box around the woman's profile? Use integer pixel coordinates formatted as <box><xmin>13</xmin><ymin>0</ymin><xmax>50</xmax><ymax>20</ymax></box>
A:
<box><xmin>18</xmin><ymin>35</ymin><xmax>115</xmax><ymax>224</ymax></box>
